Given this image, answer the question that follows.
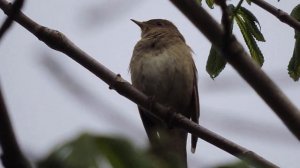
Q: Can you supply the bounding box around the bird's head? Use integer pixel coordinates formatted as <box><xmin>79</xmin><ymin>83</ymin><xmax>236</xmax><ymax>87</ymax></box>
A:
<box><xmin>131</xmin><ymin>19</ymin><xmax>183</xmax><ymax>40</ymax></box>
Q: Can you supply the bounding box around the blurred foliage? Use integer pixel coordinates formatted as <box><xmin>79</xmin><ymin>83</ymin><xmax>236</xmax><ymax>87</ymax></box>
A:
<box><xmin>36</xmin><ymin>133</ymin><xmax>256</xmax><ymax>168</ymax></box>
<box><xmin>37</xmin><ymin>133</ymin><xmax>152</xmax><ymax>168</ymax></box>
<box><xmin>288</xmin><ymin>4</ymin><xmax>300</xmax><ymax>81</ymax></box>
<box><xmin>37</xmin><ymin>133</ymin><xmax>185</xmax><ymax>168</ymax></box>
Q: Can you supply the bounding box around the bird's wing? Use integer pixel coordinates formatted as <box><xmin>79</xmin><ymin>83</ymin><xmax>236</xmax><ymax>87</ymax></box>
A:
<box><xmin>191</xmin><ymin>63</ymin><xmax>200</xmax><ymax>153</ymax></box>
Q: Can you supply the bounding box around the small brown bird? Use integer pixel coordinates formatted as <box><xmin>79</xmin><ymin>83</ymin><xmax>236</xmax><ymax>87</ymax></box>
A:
<box><xmin>129</xmin><ymin>19</ymin><xmax>199</xmax><ymax>167</ymax></box>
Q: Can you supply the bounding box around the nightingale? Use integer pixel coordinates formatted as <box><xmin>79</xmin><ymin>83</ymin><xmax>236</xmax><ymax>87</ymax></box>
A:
<box><xmin>129</xmin><ymin>19</ymin><xmax>199</xmax><ymax>168</ymax></box>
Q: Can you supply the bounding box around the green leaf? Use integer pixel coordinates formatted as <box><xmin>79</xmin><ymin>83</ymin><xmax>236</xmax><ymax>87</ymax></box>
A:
<box><xmin>235</xmin><ymin>15</ymin><xmax>264</xmax><ymax>66</ymax></box>
<box><xmin>288</xmin><ymin>39</ymin><xmax>300</xmax><ymax>81</ymax></box>
<box><xmin>37</xmin><ymin>133</ymin><xmax>156</xmax><ymax>168</ymax></box>
<box><xmin>206</xmin><ymin>45</ymin><xmax>227</xmax><ymax>79</ymax></box>
<box><xmin>288</xmin><ymin>4</ymin><xmax>300</xmax><ymax>81</ymax></box>
<box><xmin>238</xmin><ymin>7</ymin><xmax>265</xmax><ymax>42</ymax></box>
<box><xmin>206</xmin><ymin>0</ymin><xmax>214</xmax><ymax>9</ymax></box>
<box><xmin>290</xmin><ymin>5</ymin><xmax>300</xmax><ymax>41</ymax></box>
<box><xmin>290</xmin><ymin>5</ymin><xmax>300</xmax><ymax>32</ymax></box>
<box><xmin>205</xmin><ymin>5</ymin><xmax>234</xmax><ymax>79</ymax></box>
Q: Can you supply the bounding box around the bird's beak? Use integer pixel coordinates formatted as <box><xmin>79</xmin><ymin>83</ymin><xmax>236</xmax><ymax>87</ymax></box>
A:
<box><xmin>131</xmin><ymin>19</ymin><xmax>144</xmax><ymax>29</ymax></box>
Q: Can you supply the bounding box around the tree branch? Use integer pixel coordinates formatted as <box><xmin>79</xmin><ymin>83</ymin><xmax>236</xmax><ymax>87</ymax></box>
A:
<box><xmin>0</xmin><ymin>0</ymin><xmax>278</xmax><ymax>167</ymax></box>
<box><xmin>0</xmin><ymin>85</ymin><xmax>32</xmax><ymax>168</ymax></box>
<box><xmin>0</xmin><ymin>1</ymin><xmax>32</xmax><ymax>168</ymax></box>
<box><xmin>0</xmin><ymin>0</ymin><xmax>24</xmax><ymax>41</ymax></box>
<box><xmin>251</xmin><ymin>0</ymin><xmax>300</xmax><ymax>31</ymax></box>
<box><xmin>169</xmin><ymin>0</ymin><xmax>300</xmax><ymax>140</ymax></box>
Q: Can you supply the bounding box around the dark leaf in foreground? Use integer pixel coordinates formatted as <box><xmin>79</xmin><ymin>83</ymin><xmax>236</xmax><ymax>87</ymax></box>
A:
<box><xmin>37</xmin><ymin>133</ymin><xmax>184</xmax><ymax>168</ymax></box>
<box><xmin>37</xmin><ymin>133</ymin><xmax>155</xmax><ymax>168</ymax></box>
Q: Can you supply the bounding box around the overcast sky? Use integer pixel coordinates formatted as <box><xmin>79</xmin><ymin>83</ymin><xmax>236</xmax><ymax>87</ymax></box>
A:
<box><xmin>1</xmin><ymin>1</ymin><xmax>300</xmax><ymax>168</ymax></box>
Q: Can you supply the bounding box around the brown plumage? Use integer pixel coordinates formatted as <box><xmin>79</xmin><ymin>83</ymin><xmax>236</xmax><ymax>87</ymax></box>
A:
<box><xmin>129</xmin><ymin>19</ymin><xmax>199</xmax><ymax>168</ymax></box>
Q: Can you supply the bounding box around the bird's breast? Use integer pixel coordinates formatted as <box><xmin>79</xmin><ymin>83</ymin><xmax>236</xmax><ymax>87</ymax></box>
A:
<box><xmin>130</xmin><ymin>43</ymin><xmax>194</xmax><ymax>111</ymax></box>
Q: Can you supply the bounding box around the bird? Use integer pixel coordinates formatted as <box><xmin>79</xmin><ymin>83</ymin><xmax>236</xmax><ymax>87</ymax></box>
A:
<box><xmin>129</xmin><ymin>19</ymin><xmax>199</xmax><ymax>168</ymax></box>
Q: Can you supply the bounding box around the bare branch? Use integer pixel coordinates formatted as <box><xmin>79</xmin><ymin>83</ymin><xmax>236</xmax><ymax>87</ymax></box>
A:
<box><xmin>0</xmin><ymin>1</ymin><xmax>32</xmax><ymax>168</ymax></box>
<box><xmin>0</xmin><ymin>85</ymin><xmax>32</xmax><ymax>168</ymax></box>
<box><xmin>169</xmin><ymin>0</ymin><xmax>300</xmax><ymax>139</ymax></box>
<box><xmin>251</xmin><ymin>0</ymin><xmax>300</xmax><ymax>31</ymax></box>
<box><xmin>0</xmin><ymin>0</ymin><xmax>24</xmax><ymax>41</ymax></box>
<box><xmin>0</xmin><ymin>0</ymin><xmax>279</xmax><ymax>167</ymax></box>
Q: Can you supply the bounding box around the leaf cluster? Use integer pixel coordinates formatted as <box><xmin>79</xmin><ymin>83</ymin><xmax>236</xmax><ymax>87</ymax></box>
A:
<box><xmin>201</xmin><ymin>0</ymin><xmax>300</xmax><ymax>81</ymax></box>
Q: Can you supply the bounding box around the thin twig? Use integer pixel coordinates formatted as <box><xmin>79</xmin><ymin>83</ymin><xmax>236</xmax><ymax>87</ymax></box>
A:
<box><xmin>0</xmin><ymin>1</ymin><xmax>31</xmax><ymax>168</ymax></box>
<box><xmin>0</xmin><ymin>0</ymin><xmax>279</xmax><ymax>167</ymax></box>
<box><xmin>251</xmin><ymin>0</ymin><xmax>300</xmax><ymax>31</ymax></box>
<box><xmin>235</xmin><ymin>0</ymin><xmax>244</xmax><ymax>12</ymax></box>
<box><xmin>0</xmin><ymin>85</ymin><xmax>32</xmax><ymax>168</ymax></box>
<box><xmin>169</xmin><ymin>0</ymin><xmax>300</xmax><ymax>139</ymax></box>
<box><xmin>0</xmin><ymin>0</ymin><xmax>24</xmax><ymax>41</ymax></box>
<box><xmin>215</xmin><ymin>0</ymin><xmax>231</xmax><ymax>44</ymax></box>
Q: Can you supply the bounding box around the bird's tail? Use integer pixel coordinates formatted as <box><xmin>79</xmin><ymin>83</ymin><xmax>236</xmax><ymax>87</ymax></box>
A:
<box><xmin>158</xmin><ymin>127</ymin><xmax>188</xmax><ymax>168</ymax></box>
<box><xmin>191</xmin><ymin>135</ymin><xmax>197</xmax><ymax>153</ymax></box>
